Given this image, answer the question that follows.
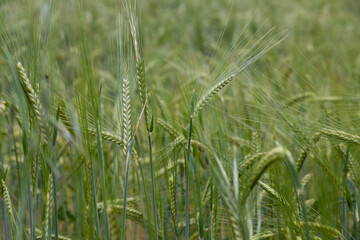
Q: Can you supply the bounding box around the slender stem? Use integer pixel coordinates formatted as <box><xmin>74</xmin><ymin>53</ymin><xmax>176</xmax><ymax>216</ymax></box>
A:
<box><xmin>90</xmin><ymin>157</ymin><xmax>101</xmax><ymax>240</ymax></box>
<box><xmin>96</xmin><ymin>122</ymin><xmax>110</xmax><ymax>239</ymax></box>
<box><xmin>185</xmin><ymin>117</ymin><xmax>193</xmax><ymax>240</ymax></box>
<box><xmin>134</xmin><ymin>164</ymin><xmax>149</xmax><ymax>239</ymax></box>
<box><xmin>51</xmin><ymin>154</ymin><xmax>58</xmax><ymax>240</ymax></box>
<box><xmin>148</xmin><ymin>134</ymin><xmax>158</xmax><ymax>240</ymax></box>
<box><xmin>121</xmin><ymin>137</ymin><xmax>136</xmax><ymax>240</ymax></box>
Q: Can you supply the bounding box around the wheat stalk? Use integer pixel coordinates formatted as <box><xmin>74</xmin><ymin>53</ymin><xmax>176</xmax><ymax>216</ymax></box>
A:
<box><xmin>211</xmin><ymin>185</ymin><xmax>218</xmax><ymax>240</ymax></box>
<box><xmin>339</xmin><ymin>144</ymin><xmax>359</xmax><ymax>184</ymax></box>
<box><xmin>84</xmin><ymin>159</ymin><xmax>94</xmax><ymax>239</ymax></box>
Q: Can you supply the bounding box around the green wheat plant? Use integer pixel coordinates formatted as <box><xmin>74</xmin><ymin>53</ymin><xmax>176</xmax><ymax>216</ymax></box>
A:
<box><xmin>0</xmin><ymin>0</ymin><xmax>359</xmax><ymax>239</ymax></box>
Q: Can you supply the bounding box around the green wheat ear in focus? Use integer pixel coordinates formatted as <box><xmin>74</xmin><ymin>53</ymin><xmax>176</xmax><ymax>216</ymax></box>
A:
<box><xmin>0</xmin><ymin>0</ymin><xmax>359</xmax><ymax>239</ymax></box>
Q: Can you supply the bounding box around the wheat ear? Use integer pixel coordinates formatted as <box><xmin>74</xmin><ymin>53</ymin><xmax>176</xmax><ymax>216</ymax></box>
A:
<box><xmin>296</xmin><ymin>132</ymin><xmax>321</xmax><ymax>171</ymax></box>
<box><xmin>157</xmin><ymin>118</ymin><xmax>183</xmax><ymax>138</ymax></box>
<box><xmin>109</xmin><ymin>209</ymin><xmax>120</xmax><ymax>239</ymax></box>
<box><xmin>88</xmin><ymin>128</ymin><xmax>124</xmax><ymax>146</ymax></box>
<box><xmin>239</xmin><ymin>152</ymin><xmax>266</xmax><ymax>177</ymax></box>
<box><xmin>201</xmin><ymin>176</ymin><xmax>212</xmax><ymax>206</ymax></box>
<box><xmin>122</xmin><ymin>78</ymin><xmax>132</xmax><ymax>150</ymax></box>
<box><xmin>258</xmin><ymin>180</ymin><xmax>290</xmax><ymax>207</ymax></box>
<box><xmin>189</xmin><ymin>231</ymin><xmax>200</xmax><ymax>240</ymax></box>
<box><xmin>109</xmin><ymin>205</ymin><xmax>143</xmax><ymax>223</ymax></box>
<box><xmin>227</xmin><ymin>135</ymin><xmax>252</xmax><ymax>149</ymax></box>
<box><xmin>16</xmin><ymin>61</ymin><xmax>48</xmax><ymax>144</ymax></box>
<box><xmin>33</xmin><ymin>228</ymin><xmax>71</xmax><ymax>240</ymax></box>
<box><xmin>168</xmin><ymin>174</ymin><xmax>177</xmax><ymax>225</ymax></box>
<box><xmin>192</xmin><ymin>30</ymin><xmax>287</xmax><ymax>118</ymax></box>
<box><xmin>242</xmin><ymin>147</ymin><xmax>288</xmax><ymax>201</ymax></box>
<box><xmin>1</xmin><ymin>179</ymin><xmax>15</xmax><ymax>224</ymax></box>
<box><xmin>44</xmin><ymin>174</ymin><xmax>53</xmax><ymax>240</ymax></box>
<box><xmin>252</xmin><ymin>131</ymin><xmax>260</xmax><ymax>154</ymax></box>
<box><xmin>284</xmin><ymin>92</ymin><xmax>314</xmax><ymax>108</ymax></box>
<box><xmin>226</xmin><ymin>207</ymin><xmax>242</xmax><ymax>240</ymax></box>
<box><xmin>0</xmin><ymin>100</ymin><xmax>8</xmax><ymax>114</ymax></box>
<box><xmin>87</xmin><ymin>128</ymin><xmax>140</xmax><ymax>160</ymax></box>
<box><xmin>192</xmin><ymin>74</ymin><xmax>235</xmax><ymax>118</ymax></box>
<box><xmin>299</xmin><ymin>222</ymin><xmax>341</xmax><ymax>239</ymax></box>
<box><xmin>136</xmin><ymin>59</ymin><xmax>150</xmax><ymax>130</ymax></box>
<box><xmin>311</xmin><ymin>155</ymin><xmax>347</xmax><ymax>198</ymax></box>
<box><xmin>253</xmin><ymin>231</ymin><xmax>276</xmax><ymax>239</ymax></box>
<box><xmin>300</xmin><ymin>173</ymin><xmax>313</xmax><ymax>190</ymax></box>
<box><xmin>320</xmin><ymin>128</ymin><xmax>360</xmax><ymax>145</ymax></box>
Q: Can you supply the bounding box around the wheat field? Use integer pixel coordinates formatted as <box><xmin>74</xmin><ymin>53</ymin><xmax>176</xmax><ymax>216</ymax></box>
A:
<box><xmin>0</xmin><ymin>0</ymin><xmax>360</xmax><ymax>239</ymax></box>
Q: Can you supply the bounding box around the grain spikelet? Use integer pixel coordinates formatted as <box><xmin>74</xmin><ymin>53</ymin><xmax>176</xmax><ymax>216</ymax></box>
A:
<box><xmin>45</xmin><ymin>175</ymin><xmax>53</xmax><ymax>240</ymax></box>
<box><xmin>252</xmin><ymin>131</ymin><xmax>260</xmax><ymax>154</ymax></box>
<box><xmin>16</xmin><ymin>61</ymin><xmax>48</xmax><ymax>144</ymax></box>
<box><xmin>157</xmin><ymin>118</ymin><xmax>182</xmax><ymax>138</ymax></box>
<box><xmin>296</xmin><ymin>132</ymin><xmax>321</xmax><ymax>171</ymax></box>
<box><xmin>284</xmin><ymin>92</ymin><xmax>314</xmax><ymax>108</ymax></box>
<box><xmin>122</xmin><ymin>78</ymin><xmax>132</xmax><ymax>150</ymax></box>
<box><xmin>168</xmin><ymin>175</ymin><xmax>177</xmax><ymax>224</ymax></box>
<box><xmin>88</xmin><ymin>128</ymin><xmax>124</xmax><ymax>147</ymax></box>
<box><xmin>320</xmin><ymin>128</ymin><xmax>360</xmax><ymax>145</ymax></box>
<box><xmin>258</xmin><ymin>180</ymin><xmax>290</xmax><ymax>207</ymax></box>
<box><xmin>242</xmin><ymin>147</ymin><xmax>288</xmax><ymax>201</ymax></box>
<box><xmin>1</xmin><ymin>179</ymin><xmax>14</xmax><ymax>223</ymax></box>
<box><xmin>299</xmin><ymin>222</ymin><xmax>341</xmax><ymax>239</ymax></box>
